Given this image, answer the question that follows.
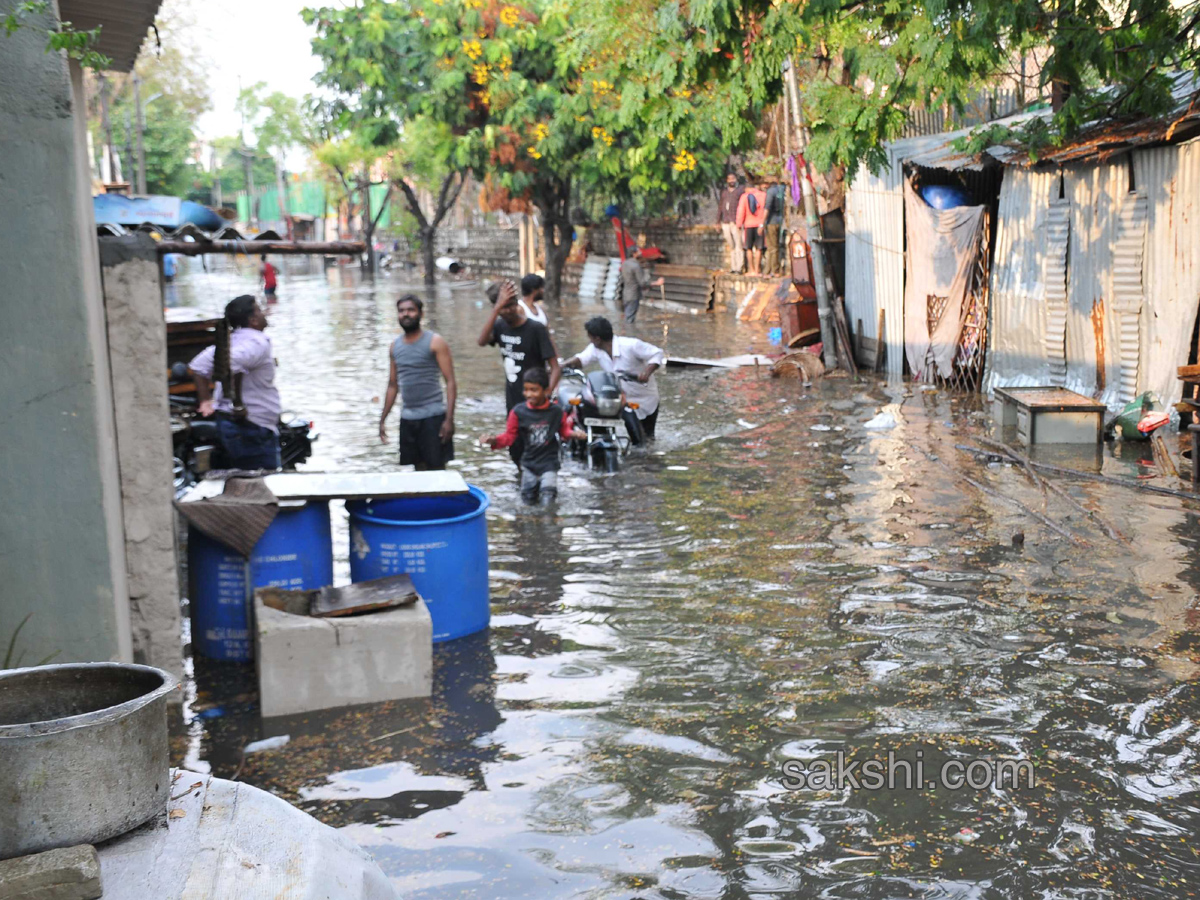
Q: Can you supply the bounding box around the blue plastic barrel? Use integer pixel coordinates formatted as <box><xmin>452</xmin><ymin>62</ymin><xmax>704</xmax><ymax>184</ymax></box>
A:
<box><xmin>920</xmin><ymin>184</ymin><xmax>973</xmax><ymax>210</ymax></box>
<box><xmin>347</xmin><ymin>486</ymin><xmax>490</xmax><ymax>643</ymax></box>
<box><xmin>188</xmin><ymin>501</ymin><xmax>334</xmax><ymax>661</ymax></box>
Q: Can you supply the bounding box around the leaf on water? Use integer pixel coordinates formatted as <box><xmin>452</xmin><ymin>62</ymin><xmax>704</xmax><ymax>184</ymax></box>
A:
<box><xmin>169</xmin><ymin>809</ymin><xmax>187</xmax><ymax>819</ymax></box>
<box><xmin>435</xmin><ymin>831</ymin><xmax>456</xmax><ymax>839</ymax></box>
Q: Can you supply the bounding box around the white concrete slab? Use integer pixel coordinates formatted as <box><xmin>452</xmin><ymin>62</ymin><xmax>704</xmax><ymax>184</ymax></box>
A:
<box><xmin>97</xmin><ymin>770</ymin><xmax>398</xmax><ymax>899</ymax></box>
<box><xmin>179</xmin><ymin>470</ymin><xmax>468</xmax><ymax>504</ymax></box>
<box><xmin>255</xmin><ymin>596</ymin><xmax>432</xmax><ymax>718</ymax></box>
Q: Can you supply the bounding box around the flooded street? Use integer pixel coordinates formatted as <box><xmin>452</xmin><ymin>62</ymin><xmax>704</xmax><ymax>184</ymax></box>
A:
<box><xmin>169</xmin><ymin>262</ymin><xmax>1200</xmax><ymax>898</ymax></box>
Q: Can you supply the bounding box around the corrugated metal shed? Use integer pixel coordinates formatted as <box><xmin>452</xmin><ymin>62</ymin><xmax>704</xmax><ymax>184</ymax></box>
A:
<box><xmin>1111</xmin><ymin>193</ymin><xmax>1147</xmax><ymax>405</ymax></box>
<box><xmin>982</xmin><ymin>168</ymin><xmax>1060</xmax><ymax>391</ymax></box>
<box><xmin>986</xmin><ymin>138</ymin><xmax>1200</xmax><ymax>409</ymax></box>
<box><xmin>843</xmin><ymin>122</ymin><xmax>1033</xmax><ymax>378</ymax></box>
<box><xmin>59</xmin><ymin>0</ymin><xmax>162</xmax><ymax>73</ymax></box>
<box><xmin>1061</xmin><ymin>162</ymin><xmax>1130</xmax><ymax>405</ymax></box>
<box><xmin>844</xmin><ymin>158</ymin><xmax>906</xmax><ymax>377</ymax></box>
<box><xmin>1135</xmin><ymin>139</ymin><xmax>1200</xmax><ymax>407</ymax></box>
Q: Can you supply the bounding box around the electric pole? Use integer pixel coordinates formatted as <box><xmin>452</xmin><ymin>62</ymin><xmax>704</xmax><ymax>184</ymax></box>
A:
<box><xmin>99</xmin><ymin>74</ymin><xmax>120</xmax><ymax>185</ymax></box>
<box><xmin>212</xmin><ymin>146</ymin><xmax>223</xmax><ymax>209</ymax></box>
<box><xmin>783</xmin><ymin>57</ymin><xmax>838</xmax><ymax>371</ymax></box>
<box><xmin>134</xmin><ymin>74</ymin><xmax>147</xmax><ymax>194</ymax></box>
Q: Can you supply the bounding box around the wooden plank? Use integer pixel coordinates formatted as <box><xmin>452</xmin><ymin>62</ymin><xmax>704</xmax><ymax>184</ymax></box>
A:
<box><xmin>994</xmin><ymin>387</ymin><xmax>1107</xmax><ymax>412</ymax></box>
<box><xmin>875</xmin><ymin>309</ymin><xmax>886</xmax><ymax>373</ymax></box>
<box><xmin>310</xmin><ymin>575</ymin><xmax>420</xmax><ymax>618</ymax></box>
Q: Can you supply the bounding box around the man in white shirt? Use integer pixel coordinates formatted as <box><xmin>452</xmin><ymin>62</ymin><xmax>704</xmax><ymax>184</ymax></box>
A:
<box><xmin>519</xmin><ymin>273</ymin><xmax>549</xmax><ymax>325</ymax></box>
<box><xmin>561</xmin><ymin>316</ymin><xmax>666</xmax><ymax>440</ymax></box>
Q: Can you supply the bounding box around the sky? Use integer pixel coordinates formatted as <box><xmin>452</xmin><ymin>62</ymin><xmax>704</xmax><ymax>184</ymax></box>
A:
<box><xmin>185</xmin><ymin>0</ymin><xmax>323</xmax><ymax>153</ymax></box>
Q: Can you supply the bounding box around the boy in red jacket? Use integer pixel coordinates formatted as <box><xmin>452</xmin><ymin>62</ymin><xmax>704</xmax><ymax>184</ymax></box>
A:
<box><xmin>485</xmin><ymin>369</ymin><xmax>586</xmax><ymax>505</ymax></box>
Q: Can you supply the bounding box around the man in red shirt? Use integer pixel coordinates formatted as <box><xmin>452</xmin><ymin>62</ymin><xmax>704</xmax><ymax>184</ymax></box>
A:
<box><xmin>736</xmin><ymin>179</ymin><xmax>770</xmax><ymax>276</ymax></box>
<box><xmin>259</xmin><ymin>254</ymin><xmax>278</xmax><ymax>298</ymax></box>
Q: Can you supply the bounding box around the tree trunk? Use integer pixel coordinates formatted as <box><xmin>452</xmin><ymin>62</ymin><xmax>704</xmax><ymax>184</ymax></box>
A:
<box><xmin>536</xmin><ymin>178</ymin><xmax>573</xmax><ymax>304</ymax></box>
<box><xmin>362</xmin><ymin>181</ymin><xmax>377</xmax><ymax>275</ymax></box>
<box><xmin>542</xmin><ymin>216</ymin><xmax>573</xmax><ymax>304</ymax></box>
<box><xmin>421</xmin><ymin>226</ymin><xmax>437</xmax><ymax>284</ymax></box>
<box><xmin>275</xmin><ymin>157</ymin><xmax>292</xmax><ymax>240</ymax></box>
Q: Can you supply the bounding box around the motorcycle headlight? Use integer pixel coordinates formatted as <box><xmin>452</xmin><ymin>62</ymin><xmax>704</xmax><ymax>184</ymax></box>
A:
<box><xmin>597</xmin><ymin>398</ymin><xmax>621</xmax><ymax>417</ymax></box>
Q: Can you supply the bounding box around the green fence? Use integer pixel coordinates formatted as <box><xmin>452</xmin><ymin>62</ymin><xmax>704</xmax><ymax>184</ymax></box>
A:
<box><xmin>236</xmin><ymin>181</ymin><xmax>401</xmax><ymax>229</ymax></box>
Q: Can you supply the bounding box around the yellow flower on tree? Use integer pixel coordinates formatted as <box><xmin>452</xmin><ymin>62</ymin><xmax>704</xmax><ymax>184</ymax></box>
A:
<box><xmin>473</xmin><ymin>63</ymin><xmax>490</xmax><ymax>84</ymax></box>
<box><xmin>533</xmin><ymin>123</ymin><xmax>549</xmax><ymax>141</ymax></box>
<box><xmin>462</xmin><ymin>39</ymin><xmax>483</xmax><ymax>60</ymax></box>
<box><xmin>499</xmin><ymin>5</ymin><xmax>520</xmax><ymax>27</ymax></box>
<box><xmin>673</xmin><ymin>150</ymin><xmax>697</xmax><ymax>172</ymax></box>
<box><xmin>527</xmin><ymin>146</ymin><xmax>542</xmax><ymax>159</ymax></box>
<box><xmin>497</xmin><ymin>53</ymin><xmax>512</xmax><ymax>72</ymax></box>
<box><xmin>591</xmin><ymin>126</ymin><xmax>614</xmax><ymax>146</ymax></box>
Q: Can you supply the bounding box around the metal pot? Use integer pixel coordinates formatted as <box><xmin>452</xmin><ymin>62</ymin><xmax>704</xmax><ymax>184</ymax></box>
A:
<box><xmin>0</xmin><ymin>662</ymin><xmax>177</xmax><ymax>860</ymax></box>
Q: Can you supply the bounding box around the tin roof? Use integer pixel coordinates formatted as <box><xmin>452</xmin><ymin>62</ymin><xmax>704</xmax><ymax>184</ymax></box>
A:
<box><xmin>59</xmin><ymin>0</ymin><xmax>163</xmax><ymax>72</ymax></box>
<box><xmin>96</xmin><ymin>222</ymin><xmax>284</xmax><ymax>242</ymax></box>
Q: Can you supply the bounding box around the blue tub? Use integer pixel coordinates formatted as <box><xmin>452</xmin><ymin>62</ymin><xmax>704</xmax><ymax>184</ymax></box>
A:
<box><xmin>188</xmin><ymin>501</ymin><xmax>334</xmax><ymax>661</ymax></box>
<box><xmin>347</xmin><ymin>486</ymin><xmax>490</xmax><ymax>643</ymax></box>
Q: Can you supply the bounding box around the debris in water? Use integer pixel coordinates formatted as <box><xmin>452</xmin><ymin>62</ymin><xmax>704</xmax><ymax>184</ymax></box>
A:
<box><xmin>244</xmin><ymin>735</ymin><xmax>290</xmax><ymax>754</ymax></box>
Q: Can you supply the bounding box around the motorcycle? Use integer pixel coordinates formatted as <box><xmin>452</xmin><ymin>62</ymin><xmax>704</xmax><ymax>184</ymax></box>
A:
<box><xmin>557</xmin><ymin>367</ymin><xmax>646</xmax><ymax>473</ymax></box>
<box><xmin>169</xmin><ymin>362</ymin><xmax>317</xmax><ymax>495</ymax></box>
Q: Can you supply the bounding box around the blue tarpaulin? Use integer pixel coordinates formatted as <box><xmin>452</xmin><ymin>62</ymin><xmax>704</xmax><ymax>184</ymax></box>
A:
<box><xmin>93</xmin><ymin>195</ymin><xmax>223</xmax><ymax>231</ymax></box>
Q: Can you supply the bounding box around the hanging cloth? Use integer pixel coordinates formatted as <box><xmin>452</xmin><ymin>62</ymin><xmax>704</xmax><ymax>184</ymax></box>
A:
<box><xmin>902</xmin><ymin>180</ymin><xmax>986</xmax><ymax>379</ymax></box>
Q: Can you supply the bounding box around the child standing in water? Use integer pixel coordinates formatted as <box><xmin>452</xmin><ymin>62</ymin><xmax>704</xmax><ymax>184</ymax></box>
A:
<box><xmin>484</xmin><ymin>369</ymin><xmax>585</xmax><ymax>505</ymax></box>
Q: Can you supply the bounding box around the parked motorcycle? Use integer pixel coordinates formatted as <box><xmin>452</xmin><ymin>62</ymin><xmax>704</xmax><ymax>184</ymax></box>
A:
<box><xmin>557</xmin><ymin>367</ymin><xmax>645</xmax><ymax>472</ymax></box>
<box><xmin>169</xmin><ymin>363</ymin><xmax>317</xmax><ymax>495</ymax></box>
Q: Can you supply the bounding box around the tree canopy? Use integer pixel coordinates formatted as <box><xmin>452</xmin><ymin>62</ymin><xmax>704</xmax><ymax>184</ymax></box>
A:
<box><xmin>576</xmin><ymin>0</ymin><xmax>1200</xmax><ymax>174</ymax></box>
<box><xmin>305</xmin><ymin>0</ymin><xmax>752</xmax><ymax>295</ymax></box>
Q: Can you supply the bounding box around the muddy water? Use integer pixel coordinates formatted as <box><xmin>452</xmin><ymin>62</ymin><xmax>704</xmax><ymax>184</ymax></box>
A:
<box><xmin>169</xmin><ymin>263</ymin><xmax>1200</xmax><ymax>898</ymax></box>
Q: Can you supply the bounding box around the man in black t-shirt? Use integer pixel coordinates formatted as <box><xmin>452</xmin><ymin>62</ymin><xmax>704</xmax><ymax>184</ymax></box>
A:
<box><xmin>477</xmin><ymin>280</ymin><xmax>561</xmax><ymax>465</ymax></box>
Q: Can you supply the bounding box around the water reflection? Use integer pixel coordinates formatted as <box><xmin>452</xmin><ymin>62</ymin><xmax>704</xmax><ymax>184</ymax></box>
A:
<box><xmin>170</xmin><ymin>260</ymin><xmax>1200</xmax><ymax>899</ymax></box>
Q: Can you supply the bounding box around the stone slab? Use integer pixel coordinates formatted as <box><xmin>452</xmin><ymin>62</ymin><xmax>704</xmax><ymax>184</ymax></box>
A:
<box><xmin>255</xmin><ymin>596</ymin><xmax>432</xmax><ymax>718</ymax></box>
<box><xmin>0</xmin><ymin>844</ymin><xmax>101</xmax><ymax>900</ymax></box>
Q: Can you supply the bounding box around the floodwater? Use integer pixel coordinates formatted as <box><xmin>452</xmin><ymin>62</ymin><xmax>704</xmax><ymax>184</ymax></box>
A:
<box><xmin>168</xmin><ymin>260</ymin><xmax>1200</xmax><ymax>899</ymax></box>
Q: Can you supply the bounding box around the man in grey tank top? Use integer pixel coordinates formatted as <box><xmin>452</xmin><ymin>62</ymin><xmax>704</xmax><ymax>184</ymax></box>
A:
<box><xmin>379</xmin><ymin>295</ymin><xmax>457</xmax><ymax>470</ymax></box>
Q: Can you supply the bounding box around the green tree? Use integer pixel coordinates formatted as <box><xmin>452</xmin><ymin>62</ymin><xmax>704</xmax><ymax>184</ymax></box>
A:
<box><xmin>304</xmin><ymin>2</ymin><xmax>475</xmax><ymax>281</ymax></box>
<box><xmin>306</xmin><ymin>0</ymin><xmax>741</xmax><ymax>298</ymax></box>
<box><xmin>86</xmin><ymin>0</ymin><xmax>211</xmax><ymax>197</ymax></box>
<box><xmin>312</xmin><ymin>127</ymin><xmax>395</xmax><ymax>269</ymax></box>
<box><xmin>236</xmin><ymin>83</ymin><xmax>310</xmax><ymax>236</ymax></box>
<box><xmin>577</xmin><ymin>0</ymin><xmax>1200</xmax><ymax>179</ymax></box>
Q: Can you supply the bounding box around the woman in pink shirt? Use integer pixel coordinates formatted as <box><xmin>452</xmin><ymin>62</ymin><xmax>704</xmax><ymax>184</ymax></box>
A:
<box><xmin>736</xmin><ymin>179</ymin><xmax>770</xmax><ymax>276</ymax></box>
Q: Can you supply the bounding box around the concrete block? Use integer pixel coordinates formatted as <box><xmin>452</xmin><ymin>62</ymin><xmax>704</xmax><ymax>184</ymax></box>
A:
<box><xmin>0</xmin><ymin>845</ymin><xmax>101</xmax><ymax>900</ymax></box>
<box><xmin>254</xmin><ymin>596</ymin><xmax>432</xmax><ymax>718</ymax></box>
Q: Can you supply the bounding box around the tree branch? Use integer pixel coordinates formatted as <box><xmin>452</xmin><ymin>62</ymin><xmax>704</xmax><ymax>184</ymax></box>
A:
<box><xmin>432</xmin><ymin>171</ymin><xmax>467</xmax><ymax>227</ymax></box>
<box><xmin>394</xmin><ymin>177</ymin><xmax>430</xmax><ymax>229</ymax></box>
<box><xmin>370</xmin><ymin>183</ymin><xmax>393</xmax><ymax>230</ymax></box>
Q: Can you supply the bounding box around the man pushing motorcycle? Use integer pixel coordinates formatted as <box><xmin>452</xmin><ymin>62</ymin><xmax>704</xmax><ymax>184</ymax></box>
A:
<box><xmin>560</xmin><ymin>316</ymin><xmax>665</xmax><ymax>442</ymax></box>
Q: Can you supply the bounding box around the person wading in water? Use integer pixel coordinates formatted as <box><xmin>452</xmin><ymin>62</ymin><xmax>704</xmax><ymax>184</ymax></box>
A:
<box><xmin>379</xmin><ymin>295</ymin><xmax>457</xmax><ymax>470</ymax></box>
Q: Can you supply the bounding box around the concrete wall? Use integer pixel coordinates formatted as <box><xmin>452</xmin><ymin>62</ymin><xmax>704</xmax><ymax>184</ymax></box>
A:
<box><xmin>0</xmin><ymin>8</ymin><xmax>131</xmax><ymax>666</ymax></box>
<box><xmin>99</xmin><ymin>236</ymin><xmax>182</xmax><ymax>680</ymax></box>
<box><xmin>590</xmin><ymin>223</ymin><xmax>728</xmax><ymax>270</ymax></box>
